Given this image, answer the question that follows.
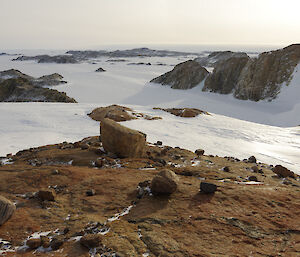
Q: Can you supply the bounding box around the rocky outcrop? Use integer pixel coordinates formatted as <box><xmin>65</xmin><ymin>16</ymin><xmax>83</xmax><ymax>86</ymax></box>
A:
<box><xmin>153</xmin><ymin>107</ymin><xmax>209</xmax><ymax>117</ymax></box>
<box><xmin>0</xmin><ymin>196</ymin><xmax>15</xmax><ymax>226</ymax></box>
<box><xmin>203</xmin><ymin>56</ymin><xmax>250</xmax><ymax>94</ymax></box>
<box><xmin>13</xmin><ymin>55</ymin><xmax>77</xmax><ymax>64</ymax></box>
<box><xmin>88</xmin><ymin>105</ymin><xmax>161</xmax><ymax>122</ymax></box>
<box><xmin>195</xmin><ymin>51</ymin><xmax>249</xmax><ymax>68</ymax></box>
<box><xmin>0</xmin><ymin>77</ymin><xmax>76</xmax><ymax>103</ymax></box>
<box><xmin>100</xmin><ymin>118</ymin><xmax>146</xmax><ymax>158</ymax></box>
<box><xmin>150</xmin><ymin>60</ymin><xmax>209</xmax><ymax>89</ymax></box>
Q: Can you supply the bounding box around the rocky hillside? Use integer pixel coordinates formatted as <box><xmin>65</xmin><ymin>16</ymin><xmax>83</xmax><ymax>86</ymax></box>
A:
<box><xmin>150</xmin><ymin>60</ymin><xmax>209</xmax><ymax>89</ymax></box>
<box><xmin>151</xmin><ymin>44</ymin><xmax>300</xmax><ymax>102</ymax></box>
<box><xmin>0</xmin><ymin>120</ymin><xmax>299</xmax><ymax>256</ymax></box>
<box><xmin>0</xmin><ymin>70</ymin><xmax>75</xmax><ymax>102</ymax></box>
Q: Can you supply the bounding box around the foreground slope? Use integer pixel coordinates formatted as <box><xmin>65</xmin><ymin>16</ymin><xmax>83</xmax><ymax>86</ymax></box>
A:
<box><xmin>0</xmin><ymin>135</ymin><xmax>299</xmax><ymax>256</ymax></box>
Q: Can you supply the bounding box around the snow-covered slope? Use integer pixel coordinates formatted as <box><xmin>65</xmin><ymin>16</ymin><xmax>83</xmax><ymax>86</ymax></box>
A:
<box><xmin>0</xmin><ymin>50</ymin><xmax>299</xmax><ymax>173</ymax></box>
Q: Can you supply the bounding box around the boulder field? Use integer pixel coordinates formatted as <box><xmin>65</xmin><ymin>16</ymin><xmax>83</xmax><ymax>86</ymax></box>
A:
<box><xmin>0</xmin><ymin>120</ymin><xmax>299</xmax><ymax>256</ymax></box>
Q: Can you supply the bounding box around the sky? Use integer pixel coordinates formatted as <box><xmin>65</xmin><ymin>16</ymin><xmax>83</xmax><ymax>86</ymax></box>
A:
<box><xmin>0</xmin><ymin>0</ymin><xmax>300</xmax><ymax>49</ymax></box>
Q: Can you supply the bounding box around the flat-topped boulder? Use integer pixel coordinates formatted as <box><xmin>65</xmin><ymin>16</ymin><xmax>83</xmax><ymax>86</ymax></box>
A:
<box><xmin>100</xmin><ymin>118</ymin><xmax>146</xmax><ymax>158</ymax></box>
<box><xmin>150</xmin><ymin>60</ymin><xmax>209</xmax><ymax>89</ymax></box>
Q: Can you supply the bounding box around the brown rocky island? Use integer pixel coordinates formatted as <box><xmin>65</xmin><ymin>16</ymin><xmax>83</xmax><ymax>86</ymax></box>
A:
<box><xmin>0</xmin><ymin>113</ymin><xmax>299</xmax><ymax>256</ymax></box>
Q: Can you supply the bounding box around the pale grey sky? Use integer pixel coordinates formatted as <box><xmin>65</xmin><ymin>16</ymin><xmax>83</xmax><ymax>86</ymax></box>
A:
<box><xmin>0</xmin><ymin>0</ymin><xmax>299</xmax><ymax>49</ymax></box>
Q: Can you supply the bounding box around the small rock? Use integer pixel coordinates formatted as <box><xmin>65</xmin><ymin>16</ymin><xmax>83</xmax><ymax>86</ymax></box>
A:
<box><xmin>248</xmin><ymin>176</ymin><xmax>258</xmax><ymax>182</ymax></box>
<box><xmin>50</xmin><ymin>236</ymin><xmax>64</xmax><ymax>250</ymax></box>
<box><xmin>80</xmin><ymin>234</ymin><xmax>103</xmax><ymax>249</ymax></box>
<box><xmin>51</xmin><ymin>169</ymin><xmax>59</xmax><ymax>175</ymax></box>
<box><xmin>248</xmin><ymin>156</ymin><xmax>257</xmax><ymax>163</ymax></box>
<box><xmin>150</xmin><ymin>169</ymin><xmax>179</xmax><ymax>195</ymax></box>
<box><xmin>80</xmin><ymin>144</ymin><xmax>89</xmax><ymax>150</ymax></box>
<box><xmin>95</xmin><ymin>159</ymin><xmax>103</xmax><ymax>168</ymax></box>
<box><xmin>36</xmin><ymin>190</ymin><xmax>56</xmax><ymax>201</ymax></box>
<box><xmin>273</xmin><ymin>165</ymin><xmax>295</xmax><ymax>178</ymax></box>
<box><xmin>0</xmin><ymin>195</ymin><xmax>16</xmax><ymax>225</ymax></box>
<box><xmin>86</xmin><ymin>189</ymin><xmax>96</xmax><ymax>196</ymax></box>
<box><xmin>200</xmin><ymin>182</ymin><xmax>217</xmax><ymax>194</ymax></box>
<box><xmin>195</xmin><ymin>149</ymin><xmax>205</xmax><ymax>156</ymax></box>
<box><xmin>26</xmin><ymin>238</ymin><xmax>42</xmax><ymax>249</ymax></box>
<box><xmin>95</xmin><ymin>67</ymin><xmax>106</xmax><ymax>72</ymax></box>
<box><xmin>41</xmin><ymin>236</ymin><xmax>50</xmax><ymax>248</ymax></box>
<box><xmin>155</xmin><ymin>141</ymin><xmax>163</xmax><ymax>146</ymax></box>
<box><xmin>251</xmin><ymin>166</ymin><xmax>259</xmax><ymax>173</ymax></box>
<box><xmin>223</xmin><ymin>166</ymin><xmax>230</xmax><ymax>172</ymax></box>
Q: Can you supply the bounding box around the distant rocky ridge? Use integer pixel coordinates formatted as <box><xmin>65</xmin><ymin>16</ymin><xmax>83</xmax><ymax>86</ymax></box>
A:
<box><xmin>151</xmin><ymin>44</ymin><xmax>300</xmax><ymax>101</ymax></box>
<box><xmin>0</xmin><ymin>69</ymin><xmax>76</xmax><ymax>102</ymax></box>
<box><xmin>12</xmin><ymin>48</ymin><xmax>199</xmax><ymax>64</ymax></box>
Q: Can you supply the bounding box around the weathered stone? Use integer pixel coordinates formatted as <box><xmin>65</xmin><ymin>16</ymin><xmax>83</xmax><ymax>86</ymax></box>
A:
<box><xmin>223</xmin><ymin>166</ymin><xmax>230</xmax><ymax>172</ymax></box>
<box><xmin>88</xmin><ymin>105</ymin><xmax>136</xmax><ymax>122</ymax></box>
<box><xmin>195</xmin><ymin>149</ymin><xmax>205</xmax><ymax>156</ymax></box>
<box><xmin>154</xmin><ymin>107</ymin><xmax>208</xmax><ymax>118</ymax></box>
<box><xmin>150</xmin><ymin>60</ymin><xmax>209</xmax><ymax>89</ymax></box>
<box><xmin>50</xmin><ymin>236</ymin><xmax>64</xmax><ymax>250</ymax></box>
<box><xmin>26</xmin><ymin>238</ymin><xmax>42</xmax><ymax>249</ymax></box>
<box><xmin>36</xmin><ymin>190</ymin><xmax>56</xmax><ymax>201</ymax></box>
<box><xmin>248</xmin><ymin>156</ymin><xmax>257</xmax><ymax>163</ymax></box>
<box><xmin>86</xmin><ymin>189</ymin><xmax>96</xmax><ymax>196</ymax></box>
<box><xmin>150</xmin><ymin>169</ymin><xmax>179</xmax><ymax>195</ymax></box>
<box><xmin>100</xmin><ymin>118</ymin><xmax>146</xmax><ymax>158</ymax></box>
<box><xmin>80</xmin><ymin>234</ymin><xmax>103</xmax><ymax>249</ymax></box>
<box><xmin>248</xmin><ymin>176</ymin><xmax>258</xmax><ymax>182</ymax></box>
<box><xmin>0</xmin><ymin>195</ymin><xmax>16</xmax><ymax>226</ymax></box>
<box><xmin>273</xmin><ymin>165</ymin><xmax>295</xmax><ymax>178</ymax></box>
<box><xmin>200</xmin><ymin>182</ymin><xmax>217</xmax><ymax>194</ymax></box>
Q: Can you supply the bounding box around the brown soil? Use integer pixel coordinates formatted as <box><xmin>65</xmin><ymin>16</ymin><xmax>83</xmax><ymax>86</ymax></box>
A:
<box><xmin>0</xmin><ymin>137</ymin><xmax>299</xmax><ymax>256</ymax></box>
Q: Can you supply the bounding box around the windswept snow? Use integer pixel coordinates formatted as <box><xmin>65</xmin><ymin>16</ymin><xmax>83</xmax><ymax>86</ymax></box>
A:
<box><xmin>0</xmin><ymin>50</ymin><xmax>299</xmax><ymax>174</ymax></box>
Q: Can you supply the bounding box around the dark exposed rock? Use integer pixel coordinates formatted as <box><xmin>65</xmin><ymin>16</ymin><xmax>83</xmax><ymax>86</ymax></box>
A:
<box><xmin>150</xmin><ymin>169</ymin><xmax>179</xmax><ymax>195</ymax></box>
<box><xmin>195</xmin><ymin>149</ymin><xmax>205</xmax><ymax>156</ymax></box>
<box><xmin>80</xmin><ymin>234</ymin><xmax>103</xmax><ymax>249</ymax></box>
<box><xmin>95</xmin><ymin>67</ymin><xmax>106</xmax><ymax>72</ymax></box>
<box><xmin>50</xmin><ymin>236</ymin><xmax>64</xmax><ymax>250</ymax></box>
<box><xmin>0</xmin><ymin>77</ymin><xmax>76</xmax><ymax>103</ymax></box>
<box><xmin>86</xmin><ymin>189</ymin><xmax>96</xmax><ymax>196</ymax></box>
<box><xmin>36</xmin><ymin>190</ymin><xmax>56</xmax><ymax>201</ymax></box>
<box><xmin>248</xmin><ymin>176</ymin><xmax>258</xmax><ymax>182</ymax></box>
<box><xmin>26</xmin><ymin>238</ymin><xmax>42</xmax><ymax>249</ymax></box>
<box><xmin>223</xmin><ymin>166</ymin><xmax>230</xmax><ymax>172</ymax></box>
<box><xmin>100</xmin><ymin>118</ymin><xmax>146</xmax><ymax>158</ymax></box>
<box><xmin>0</xmin><ymin>196</ymin><xmax>16</xmax><ymax>226</ymax></box>
<box><xmin>150</xmin><ymin>60</ymin><xmax>209</xmax><ymax>89</ymax></box>
<box><xmin>200</xmin><ymin>182</ymin><xmax>217</xmax><ymax>194</ymax></box>
<box><xmin>248</xmin><ymin>156</ymin><xmax>257</xmax><ymax>163</ymax></box>
<box><xmin>203</xmin><ymin>56</ymin><xmax>249</xmax><ymax>94</ymax></box>
<box><xmin>273</xmin><ymin>165</ymin><xmax>295</xmax><ymax>178</ymax></box>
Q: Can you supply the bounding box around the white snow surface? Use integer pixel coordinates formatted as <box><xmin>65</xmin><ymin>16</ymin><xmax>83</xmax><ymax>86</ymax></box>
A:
<box><xmin>0</xmin><ymin>51</ymin><xmax>299</xmax><ymax>174</ymax></box>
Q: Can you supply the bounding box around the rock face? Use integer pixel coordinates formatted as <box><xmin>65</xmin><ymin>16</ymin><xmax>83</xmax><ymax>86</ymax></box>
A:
<box><xmin>0</xmin><ymin>78</ymin><xmax>76</xmax><ymax>102</ymax></box>
<box><xmin>100</xmin><ymin>118</ymin><xmax>146</xmax><ymax>158</ymax></box>
<box><xmin>195</xmin><ymin>51</ymin><xmax>249</xmax><ymax>68</ymax></box>
<box><xmin>150</xmin><ymin>169</ymin><xmax>179</xmax><ymax>195</ymax></box>
<box><xmin>203</xmin><ymin>56</ymin><xmax>250</xmax><ymax>94</ymax></box>
<box><xmin>153</xmin><ymin>107</ymin><xmax>209</xmax><ymax>117</ymax></box>
<box><xmin>150</xmin><ymin>60</ymin><xmax>209</xmax><ymax>89</ymax></box>
<box><xmin>0</xmin><ymin>195</ymin><xmax>16</xmax><ymax>226</ymax></box>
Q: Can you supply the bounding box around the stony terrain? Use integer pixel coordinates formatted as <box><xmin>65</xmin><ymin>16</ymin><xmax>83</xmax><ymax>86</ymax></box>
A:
<box><xmin>0</xmin><ymin>118</ymin><xmax>299</xmax><ymax>256</ymax></box>
<box><xmin>151</xmin><ymin>44</ymin><xmax>300</xmax><ymax>102</ymax></box>
<box><xmin>0</xmin><ymin>69</ymin><xmax>75</xmax><ymax>102</ymax></box>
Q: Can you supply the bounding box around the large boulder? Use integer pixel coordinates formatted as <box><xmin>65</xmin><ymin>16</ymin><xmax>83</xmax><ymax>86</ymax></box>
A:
<box><xmin>273</xmin><ymin>165</ymin><xmax>295</xmax><ymax>178</ymax></box>
<box><xmin>0</xmin><ymin>195</ymin><xmax>16</xmax><ymax>226</ymax></box>
<box><xmin>150</xmin><ymin>60</ymin><xmax>209</xmax><ymax>89</ymax></box>
<box><xmin>150</xmin><ymin>169</ymin><xmax>179</xmax><ymax>195</ymax></box>
<box><xmin>88</xmin><ymin>105</ymin><xmax>136</xmax><ymax>122</ymax></box>
<box><xmin>100</xmin><ymin>118</ymin><xmax>146</xmax><ymax>158</ymax></box>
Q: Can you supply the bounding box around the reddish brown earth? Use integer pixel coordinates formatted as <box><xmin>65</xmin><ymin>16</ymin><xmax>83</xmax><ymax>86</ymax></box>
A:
<box><xmin>0</xmin><ymin>136</ymin><xmax>299</xmax><ymax>256</ymax></box>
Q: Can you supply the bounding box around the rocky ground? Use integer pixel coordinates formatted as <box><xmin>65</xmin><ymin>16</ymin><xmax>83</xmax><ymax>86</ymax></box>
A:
<box><xmin>0</xmin><ymin>117</ymin><xmax>299</xmax><ymax>256</ymax></box>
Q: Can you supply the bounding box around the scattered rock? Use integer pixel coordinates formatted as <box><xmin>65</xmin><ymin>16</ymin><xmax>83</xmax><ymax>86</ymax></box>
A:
<box><xmin>150</xmin><ymin>169</ymin><xmax>179</xmax><ymax>195</ymax></box>
<box><xmin>95</xmin><ymin>67</ymin><xmax>106</xmax><ymax>72</ymax></box>
<box><xmin>86</xmin><ymin>189</ymin><xmax>96</xmax><ymax>196</ymax></box>
<box><xmin>36</xmin><ymin>190</ymin><xmax>56</xmax><ymax>201</ymax></box>
<box><xmin>248</xmin><ymin>176</ymin><xmax>258</xmax><ymax>182</ymax></box>
<box><xmin>195</xmin><ymin>149</ymin><xmax>205</xmax><ymax>156</ymax></box>
<box><xmin>50</xmin><ymin>236</ymin><xmax>64</xmax><ymax>250</ymax></box>
<box><xmin>273</xmin><ymin>165</ymin><xmax>295</xmax><ymax>178</ymax></box>
<box><xmin>223</xmin><ymin>166</ymin><xmax>230</xmax><ymax>172</ymax></box>
<box><xmin>80</xmin><ymin>234</ymin><xmax>103</xmax><ymax>249</ymax></box>
<box><xmin>95</xmin><ymin>159</ymin><xmax>104</xmax><ymax>168</ymax></box>
<box><xmin>101</xmin><ymin>118</ymin><xmax>146</xmax><ymax>158</ymax></box>
<box><xmin>200</xmin><ymin>182</ymin><xmax>217</xmax><ymax>194</ymax></box>
<box><xmin>155</xmin><ymin>141</ymin><xmax>163</xmax><ymax>146</ymax></box>
<box><xmin>248</xmin><ymin>156</ymin><xmax>257</xmax><ymax>163</ymax></box>
<box><xmin>0</xmin><ymin>195</ymin><xmax>16</xmax><ymax>226</ymax></box>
